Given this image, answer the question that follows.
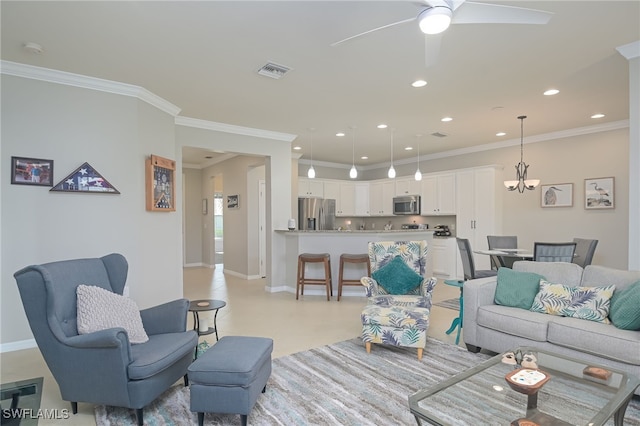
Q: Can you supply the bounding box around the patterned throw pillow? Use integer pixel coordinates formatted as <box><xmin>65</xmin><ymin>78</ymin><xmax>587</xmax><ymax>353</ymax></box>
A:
<box><xmin>530</xmin><ymin>280</ymin><xmax>615</xmax><ymax>323</ymax></box>
<box><xmin>77</xmin><ymin>284</ymin><xmax>149</xmax><ymax>344</ymax></box>
<box><xmin>372</xmin><ymin>256</ymin><xmax>423</xmax><ymax>295</ymax></box>
<box><xmin>494</xmin><ymin>268</ymin><xmax>545</xmax><ymax>309</ymax></box>
<box><xmin>609</xmin><ymin>280</ymin><xmax>640</xmax><ymax>330</ymax></box>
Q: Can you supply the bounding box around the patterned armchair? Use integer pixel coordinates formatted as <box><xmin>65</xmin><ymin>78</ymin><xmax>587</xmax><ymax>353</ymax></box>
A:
<box><xmin>360</xmin><ymin>241</ymin><xmax>437</xmax><ymax>359</ymax></box>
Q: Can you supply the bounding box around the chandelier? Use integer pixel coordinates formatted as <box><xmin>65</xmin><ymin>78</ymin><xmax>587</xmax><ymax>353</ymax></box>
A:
<box><xmin>504</xmin><ymin>115</ymin><xmax>539</xmax><ymax>193</ymax></box>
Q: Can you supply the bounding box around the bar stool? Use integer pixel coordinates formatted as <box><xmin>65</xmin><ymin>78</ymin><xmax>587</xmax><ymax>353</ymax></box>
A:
<box><xmin>296</xmin><ymin>253</ymin><xmax>332</xmax><ymax>301</ymax></box>
<box><xmin>338</xmin><ymin>253</ymin><xmax>371</xmax><ymax>301</ymax></box>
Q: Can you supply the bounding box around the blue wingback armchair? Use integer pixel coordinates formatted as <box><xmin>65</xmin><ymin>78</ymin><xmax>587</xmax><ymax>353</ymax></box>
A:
<box><xmin>14</xmin><ymin>253</ymin><xmax>198</xmax><ymax>426</ymax></box>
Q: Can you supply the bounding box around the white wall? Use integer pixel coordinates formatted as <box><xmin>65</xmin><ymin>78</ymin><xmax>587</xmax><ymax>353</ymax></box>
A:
<box><xmin>1</xmin><ymin>74</ymin><xmax>182</xmax><ymax>347</ymax></box>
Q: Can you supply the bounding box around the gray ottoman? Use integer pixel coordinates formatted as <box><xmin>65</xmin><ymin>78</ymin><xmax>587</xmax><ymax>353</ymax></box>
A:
<box><xmin>188</xmin><ymin>336</ymin><xmax>273</xmax><ymax>426</ymax></box>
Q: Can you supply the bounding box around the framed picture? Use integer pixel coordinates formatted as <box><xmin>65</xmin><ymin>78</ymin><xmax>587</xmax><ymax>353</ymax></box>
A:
<box><xmin>585</xmin><ymin>177</ymin><xmax>614</xmax><ymax>209</ymax></box>
<box><xmin>541</xmin><ymin>183</ymin><xmax>573</xmax><ymax>208</ymax></box>
<box><xmin>50</xmin><ymin>162</ymin><xmax>119</xmax><ymax>193</ymax></box>
<box><xmin>227</xmin><ymin>194</ymin><xmax>239</xmax><ymax>209</ymax></box>
<box><xmin>10</xmin><ymin>156</ymin><xmax>53</xmax><ymax>187</ymax></box>
<box><xmin>145</xmin><ymin>154</ymin><xmax>176</xmax><ymax>211</ymax></box>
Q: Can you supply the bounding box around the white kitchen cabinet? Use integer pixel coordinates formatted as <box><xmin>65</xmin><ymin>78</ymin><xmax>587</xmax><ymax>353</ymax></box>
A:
<box><xmin>354</xmin><ymin>183</ymin><xmax>370</xmax><ymax>216</ymax></box>
<box><xmin>369</xmin><ymin>180</ymin><xmax>395</xmax><ymax>216</ymax></box>
<box><xmin>337</xmin><ymin>182</ymin><xmax>355</xmax><ymax>216</ymax></box>
<box><xmin>421</xmin><ymin>173</ymin><xmax>456</xmax><ymax>215</ymax></box>
<box><xmin>455</xmin><ymin>166</ymin><xmax>503</xmax><ymax>272</ymax></box>
<box><xmin>323</xmin><ymin>180</ymin><xmax>339</xmax><ymax>201</ymax></box>
<box><xmin>430</xmin><ymin>237</ymin><xmax>457</xmax><ymax>278</ymax></box>
<box><xmin>394</xmin><ymin>177</ymin><xmax>422</xmax><ymax>196</ymax></box>
<box><xmin>298</xmin><ymin>177</ymin><xmax>324</xmax><ymax>198</ymax></box>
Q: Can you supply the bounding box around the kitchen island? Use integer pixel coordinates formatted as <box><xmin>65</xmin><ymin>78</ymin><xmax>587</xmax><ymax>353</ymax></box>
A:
<box><xmin>276</xmin><ymin>229</ymin><xmax>434</xmax><ymax>298</ymax></box>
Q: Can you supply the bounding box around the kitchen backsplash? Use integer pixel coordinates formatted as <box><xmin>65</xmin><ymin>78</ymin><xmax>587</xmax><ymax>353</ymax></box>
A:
<box><xmin>334</xmin><ymin>215</ymin><xmax>456</xmax><ymax>233</ymax></box>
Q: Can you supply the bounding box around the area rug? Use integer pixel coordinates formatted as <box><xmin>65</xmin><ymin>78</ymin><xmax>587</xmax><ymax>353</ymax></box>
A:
<box><xmin>433</xmin><ymin>297</ymin><xmax>460</xmax><ymax>311</ymax></box>
<box><xmin>95</xmin><ymin>337</ymin><xmax>640</xmax><ymax>425</ymax></box>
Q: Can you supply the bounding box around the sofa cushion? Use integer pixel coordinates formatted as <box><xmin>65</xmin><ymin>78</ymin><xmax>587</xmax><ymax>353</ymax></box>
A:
<box><xmin>513</xmin><ymin>261</ymin><xmax>583</xmax><ymax>287</ymax></box>
<box><xmin>372</xmin><ymin>256</ymin><xmax>422</xmax><ymax>295</ymax></box>
<box><xmin>548</xmin><ymin>317</ymin><xmax>640</xmax><ymax>365</ymax></box>
<box><xmin>582</xmin><ymin>265</ymin><xmax>640</xmax><ymax>292</ymax></box>
<box><xmin>129</xmin><ymin>331</ymin><xmax>199</xmax><ymax>379</ymax></box>
<box><xmin>530</xmin><ymin>280</ymin><xmax>615</xmax><ymax>323</ymax></box>
<box><xmin>494</xmin><ymin>268</ymin><xmax>544</xmax><ymax>309</ymax></box>
<box><xmin>76</xmin><ymin>284</ymin><xmax>149</xmax><ymax>344</ymax></box>
<box><xmin>477</xmin><ymin>305</ymin><xmax>550</xmax><ymax>342</ymax></box>
<box><xmin>609</xmin><ymin>280</ymin><xmax>640</xmax><ymax>330</ymax></box>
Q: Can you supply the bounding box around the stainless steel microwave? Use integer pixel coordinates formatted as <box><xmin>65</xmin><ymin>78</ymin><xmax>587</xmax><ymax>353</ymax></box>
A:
<box><xmin>393</xmin><ymin>195</ymin><xmax>421</xmax><ymax>215</ymax></box>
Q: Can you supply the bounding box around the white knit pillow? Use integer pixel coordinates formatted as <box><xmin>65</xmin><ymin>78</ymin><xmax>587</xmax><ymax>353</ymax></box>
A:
<box><xmin>76</xmin><ymin>285</ymin><xmax>149</xmax><ymax>344</ymax></box>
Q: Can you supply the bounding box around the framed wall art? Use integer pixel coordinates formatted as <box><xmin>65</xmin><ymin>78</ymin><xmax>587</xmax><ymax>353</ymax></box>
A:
<box><xmin>541</xmin><ymin>183</ymin><xmax>573</xmax><ymax>208</ymax></box>
<box><xmin>227</xmin><ymin>194</ymin><xmax>239</xmax><ymax>209</ymax></box>
<box><xmin>10</xmin><ymin>156</ymin><xmax>53</xmax><ymax>187</ymax></box>
<box><xmin>585</xmin><ymin>177</ymin><xmax>614</xmax><ymax>209</ymax></box>
<box><xmin>51</xmin><ymin>162</ymin><xmax>119</xmax><ymax>193</ymax></box>
<box><xmin>146</xmin><ymin>154</ymin><xmax>176</xmax><ymax>211</ymax></box>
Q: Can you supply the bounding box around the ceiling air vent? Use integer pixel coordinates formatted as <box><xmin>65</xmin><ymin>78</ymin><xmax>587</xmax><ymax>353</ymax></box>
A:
<box><xmin>257</xmin><ymin>62</ymin><xmax>291</xmax><ymax>79</ymax></box>
<box><xmin>431</xmin><ymin>132</ymin><xmax>448</xmax><ymax>138</ymax></box>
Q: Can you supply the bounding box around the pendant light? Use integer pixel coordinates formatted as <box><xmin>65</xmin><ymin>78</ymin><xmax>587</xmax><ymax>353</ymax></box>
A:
<box><xmin>414</xmin><ymin>134</ymin><xmax>423</xmax><ymax>181</ymax></box>
<box><xmin>307</xmin><ymin>128</ymin><xmax>316</xmax><ymax>179</ymax></box>
<box><xmin>387</xmin><ymin>128</ymin><xmax>396</xmax><ymax>179</ymax></box>
<box><xmin>349</xmin><ymin>126</ymin><xmax>358</xmax><ymax>179</ymax></box>
<box><xmin>503</xmin><ymin>116</ymin><xmax>539</xmax><ymax>192</ymax></box>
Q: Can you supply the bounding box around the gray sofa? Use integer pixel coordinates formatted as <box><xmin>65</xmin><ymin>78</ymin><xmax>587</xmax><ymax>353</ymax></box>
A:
<box><xmin>463</xmin><ymin>261</ymin><xmax>640</xmax><ymax>394</ymax></box>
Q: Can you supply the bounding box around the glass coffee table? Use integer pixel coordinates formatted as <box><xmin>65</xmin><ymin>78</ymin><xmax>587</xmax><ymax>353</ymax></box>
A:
<box><xmin>409</xmin><ymin>346</ymin><xmax>640</xmax><ymax>426</ymax></box>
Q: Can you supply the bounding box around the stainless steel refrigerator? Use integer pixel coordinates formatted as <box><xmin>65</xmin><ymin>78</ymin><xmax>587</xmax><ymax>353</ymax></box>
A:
<box><xmin>298</xmin><ymin>198</ymin><xmax>336</xmax><ymax>230</ymax></box>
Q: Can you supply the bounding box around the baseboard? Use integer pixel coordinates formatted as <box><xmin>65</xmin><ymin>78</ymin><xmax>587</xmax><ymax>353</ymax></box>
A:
<box><xmin>223</xmin><ymin>269</ymin><xmax>246</xmax><ymax>279</ymax></box>
<box><xmin>1</xmin><ymin>338</ymin><xmax>37</xmax><ymax>353</ymax></box>
<box><xmin>184</xmin><ymin>262</ymin><xmax>206</xmax><ymax>268</ymax></box>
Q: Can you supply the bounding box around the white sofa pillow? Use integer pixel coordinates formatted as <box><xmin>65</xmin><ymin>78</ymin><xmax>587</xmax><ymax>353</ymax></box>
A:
<box><xmin>76</xmin><ymin>284</ymin><xmax>149</xmax><ymax>344</ymax></box>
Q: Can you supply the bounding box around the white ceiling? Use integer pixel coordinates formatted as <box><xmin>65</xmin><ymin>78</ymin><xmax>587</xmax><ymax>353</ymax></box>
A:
<box><xmin>2</xmin><ymin>1</ymin><xmax>639</xmax><ymax>168</ymax></box>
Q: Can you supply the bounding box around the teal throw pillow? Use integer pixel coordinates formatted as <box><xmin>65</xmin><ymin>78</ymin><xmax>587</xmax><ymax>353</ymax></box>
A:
<box><xmin>372</xmin><ymin>256</ymin><xmax>423</xmax><ymax>295</ymax></box>
<box><xmin>609</xmin><ymin>280</ymin><xmax>640</xmax><ymax>330</ymax></box>
<box><xmin>494</xmin><ymin>268</ymin><xmax>544</xmax><ymax>310</ymax></box>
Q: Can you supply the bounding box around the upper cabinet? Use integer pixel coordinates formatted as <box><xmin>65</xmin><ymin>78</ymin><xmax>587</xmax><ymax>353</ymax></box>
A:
<box><xmin>298</xmin><ymin>177</ymin><xmax>324</xmax><ymax>198</ymax></box>
<box><xmin>394</xmin><ymin>177</ymin><xmax>422</xmax><ymax>196</ymax></box>
<box><xmin>336</xmin><ymin>182</ymin><xmax>355</xmax><ymax>216</ymax></box>
<box><xmin>369</xmin><ymin>180</ymin><xmax>395</xmax><ymax>216</ymax></box>
<box><xmin>354</xmin><ymin>183</ymin><xmax>370</xmax><ymax>216</ymax></box>
<box><xmin>421</xmin><ymin>173</ymin><xmax>456</xmax><ymax>215</ymax></box>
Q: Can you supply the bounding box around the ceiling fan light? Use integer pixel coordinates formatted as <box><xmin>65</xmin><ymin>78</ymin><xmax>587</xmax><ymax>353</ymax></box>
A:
<box><xmin>349</xmin><ymin>165</ymin><xmax>358</xmax><ymax>179</ymax></box>
<box><xmin>307</xmin><ymin>165</ymin><xmax>316</xmax><ymax>179</ymax></box>
<box><xmin>418</xmin><ymin>6</ymin><xmax>452</xmax><ymax>35</ymax></box>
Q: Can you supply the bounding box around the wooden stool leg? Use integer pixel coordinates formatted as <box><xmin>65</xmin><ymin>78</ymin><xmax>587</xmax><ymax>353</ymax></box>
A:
<box><xmin>417</xmin><ymin>348</ymin><xmax>423</xmax><ymax>360</ymax></box>
<box><xmin>338</xmin><ymin>258</ymin><xmax>344</xmax><ymax>301</ymax></box>
<box><xmin>296</xmin><ymin>257</ymin><xmax>302</xmax><ymax>300</ymax></box>
<box><xmin>365</xmin><ymin>341</ymin><xmax>371</xmax><ymax>354</ymax></box>
<box><xmin>324</xmin><ymin>258</ymin><xmax>331</xmax><ymax>301</ymax></box>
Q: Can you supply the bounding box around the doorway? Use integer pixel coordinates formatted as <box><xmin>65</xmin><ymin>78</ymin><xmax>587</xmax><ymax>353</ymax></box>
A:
<box><xmin>213</xmin><ymin>192</ymin><xmax>224</xmax><ymax>265</ymax></box>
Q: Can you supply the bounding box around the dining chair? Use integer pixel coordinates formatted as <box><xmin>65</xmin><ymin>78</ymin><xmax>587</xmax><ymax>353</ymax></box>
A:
<box><xmin>487</xmin><ymin>235</ymin><xmax>518</xmax><ymax>269</ymax></box>
<box><xmin>572</xmin><ymin>238</ymin><xmax>598</xmax><ymax>267</ymax></box>
<box><xmin>533</xmin><ymin>242</ymin><xmax>577</xmax><ymax>262</ymax></box>
<box><xmin>456</xmin><ymin>238</ymin><xmax>498</xmax><ymax>280</ymax></box>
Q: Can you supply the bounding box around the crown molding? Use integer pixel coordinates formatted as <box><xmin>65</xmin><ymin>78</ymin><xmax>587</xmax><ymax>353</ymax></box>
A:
<box><xmin>175</xmin><ymin>116</ymin><xmax>296</xmax><ymax>143</ymax></box>
<box><xmin>617</xmin><ymin>40</ymin><xmax>640</xmax><ymax>60</ymax></box>
<box><xmin>0</xmin><ymin>60</ymin><xmax>181</xmax><ymax>116</ymax></box>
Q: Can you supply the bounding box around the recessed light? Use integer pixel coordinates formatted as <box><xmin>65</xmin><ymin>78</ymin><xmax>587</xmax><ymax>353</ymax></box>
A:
<box><xmin>496</xmin><ymin>132</ymin><xmax>506</xmax><ymax>137</ymax></box>
<box><xmin>293</xmin><ymin>146</ymin><xmax>302</xmax><ymax>150</ymax></box>
<box><xmin>360</xmin><ymin>156</ymin><xmax>368</xmax><ymax>160</ymax></box>
<box><xmin>544</xmin><ymin>89</ymin><xmax>559</xmax><ymax>96</ymax></box>
<box><xmin>405</xmin><ymin>146</ymin><xmax>413</xmax><ymax>151</ymax></box>
<box><xmin>336</xmin><ymin>132</ymin><xmax>345</xmax><ymax>137</ymax></box>
<box><xmin>377</xmin><ymin>124</ymin><xmax>388</xmax><ymax>129</ymax></box>
<box><xmin>412</xmin><ymin>79</ymin><xmax>427</xmax><ymax>88</ymax></box>
<box><xmin>591</xmin><ymin>113</ymin><xmax>605</xmax><ymax>119</ymax></box>
<box><xmin>441</xmin><ymin>117</ymin><xmax>453</xmax><ymax>122</ymax></box>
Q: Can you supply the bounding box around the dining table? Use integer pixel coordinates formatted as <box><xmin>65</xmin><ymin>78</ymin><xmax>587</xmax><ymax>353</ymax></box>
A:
<box><xmin>474</xmin><ymin>248</ymin><xmax>534</xmax><ymax>268</ymax></box>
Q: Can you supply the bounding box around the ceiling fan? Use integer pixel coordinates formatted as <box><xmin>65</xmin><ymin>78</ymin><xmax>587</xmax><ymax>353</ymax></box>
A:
<box><xmin>331</xmin><ymin>0</ymin><xmax>553</xmax><ymax>64</ymax></box>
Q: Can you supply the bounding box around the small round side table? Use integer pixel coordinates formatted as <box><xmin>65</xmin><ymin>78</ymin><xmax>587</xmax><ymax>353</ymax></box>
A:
<box><xmin>443</xmin><ymin>279</ymin><xmax>464</xmax><ymax>345</ymax></box>
<box><xmin>188</xmin><ymin>299</ymin><xmax>226</xmax><ymax>341</ymax></box>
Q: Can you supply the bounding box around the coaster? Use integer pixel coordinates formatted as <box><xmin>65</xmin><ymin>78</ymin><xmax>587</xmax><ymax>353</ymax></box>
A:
<box><xmin>197</xmin><ymin>301</ymin><xmax>210</xmax><ymax>307</ymax></box>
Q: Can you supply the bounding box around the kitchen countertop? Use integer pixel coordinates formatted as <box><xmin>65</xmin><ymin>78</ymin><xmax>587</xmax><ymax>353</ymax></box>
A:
<box><xmin>276</xmin><ymin>229</ymin><xmax>433</xmax><ymax>234</ymax></box>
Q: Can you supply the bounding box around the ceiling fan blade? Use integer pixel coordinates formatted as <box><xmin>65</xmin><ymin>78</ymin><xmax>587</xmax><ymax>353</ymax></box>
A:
<box><xmin>424</xmin><ymin>34</ymin><xmax>442</xmax><ymax>68</ymax></box>
<box><xmin>330</xmin><ymin>17</ymin><xmax>416</xmax><ymax>47</ymax></box>
<box><xmin>451</xmin><ymin>1</ymin><xmax>553</xmax><ymax>25</ymax></box>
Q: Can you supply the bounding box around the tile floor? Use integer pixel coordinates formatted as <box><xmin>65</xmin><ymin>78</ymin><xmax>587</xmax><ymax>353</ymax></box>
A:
<box><xmin>1</xmin><ymin>266</ymin><xmax>462</xmax><ymax>425</ymax></box>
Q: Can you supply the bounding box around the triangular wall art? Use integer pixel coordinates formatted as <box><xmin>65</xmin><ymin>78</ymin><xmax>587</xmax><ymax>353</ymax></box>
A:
<box><xmin>51</xmin><ymin>162</ymin><xmax>120</xmax><ymax>194</ymax></box>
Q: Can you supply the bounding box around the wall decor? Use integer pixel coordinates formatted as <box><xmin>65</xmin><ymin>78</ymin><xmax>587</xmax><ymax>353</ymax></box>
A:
<box><xmin>146</xmin><ymin>154</ymin><xmax>175</xmax><ymax>211</ymax></box>
<box><xmin>227</xmin><ymin>194</ymin><xmax>239</xmax><ymax>209</ymax></box>
<box><xmin>51</xmin><ymin>162</ymin><xmax>119</xmax><ymax>193</ymax></box>
<box><xmin>540</xmin><ymin>183</ymin><xmax>573</xmax><ymax>208</ymax></box>
<box><xmin>202</xmin><ymin>198</ymin><xmax>208</xmax><ymax>215</ymax></box>
<box><xmin>585</xmin><ymin>177</ymin><xmax>614</xmax><ymax>209</ymax></box>
<box><xmin>10</xmin><ymin>156</ymin><xmax>54</xmax><ymax>187</ymax></box>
